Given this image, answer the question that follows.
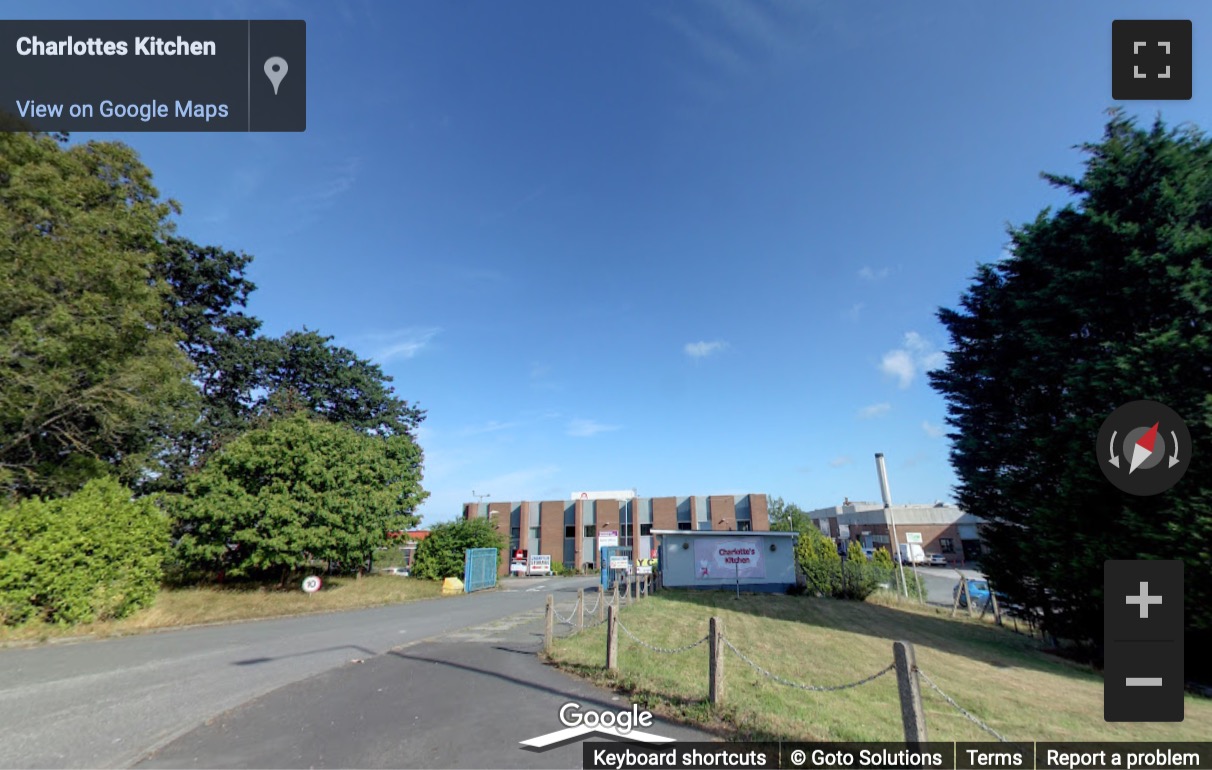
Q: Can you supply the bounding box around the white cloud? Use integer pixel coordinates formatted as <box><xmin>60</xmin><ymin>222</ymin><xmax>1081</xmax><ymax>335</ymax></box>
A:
<box><xmin>684</xmin><ymin>340</ymin><xmax>729</xmax><ymax>359</ymax></box>
<box><xmin>858</xmin><ymin>402</ymin><xmax>891</xmax><ymax>419</ymax></box>
<box><xmin>922</xmin><ymin>420</ymin><xmax>945</xmax><ymax>439</ymax></box>
<box><xmin>567</xmin><ymin>419</ymin><xmax>620</xmax><ymax>438</ymax></box>
<box><xmin>829</xmin><ymin>455</ymin><xmax>853</xmax><ymax>468</ymax></box>
<box><xmin>365</xmin><ymin>327</ymin><xmax>440</xmax><ymax>362</ymax></box>
<box><xmin>879</xmin><ymin>332</ymin><xmax>946</xmax><ymax>389</ymax></box>
<box><xmin>292</xmin><ymin>156</ymin><xmax>360</xmax><ymax>212</ymax></box>
<box><xmin>858</xmin><ymin>266</ymin><xmax>891</xmax><ymax>281</ymax></box>
<box><xmin>846</xmin><ymin>302</ymin><xmax>864</xmax><ymax>321</ymax></box>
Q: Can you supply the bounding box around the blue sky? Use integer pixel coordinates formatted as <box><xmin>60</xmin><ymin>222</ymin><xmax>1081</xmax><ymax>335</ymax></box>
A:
<box><xmin>11</xmin><ymin>1</ymin><xmax>1212</xmax><ymax>523</ymax></box>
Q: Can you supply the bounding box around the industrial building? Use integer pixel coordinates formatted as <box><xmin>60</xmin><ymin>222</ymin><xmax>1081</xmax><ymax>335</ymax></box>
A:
<box><xmin>805</xmin><ymin>500</ymin><xmax>986</xmax><ymax>565</ymax></box>
<box><xmin>462</xmin><ymin>492</ymin><xmax>770</xmax><ymax>575</ymax></box>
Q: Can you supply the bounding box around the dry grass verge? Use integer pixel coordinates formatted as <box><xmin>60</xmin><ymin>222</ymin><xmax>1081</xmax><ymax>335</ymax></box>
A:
<box><xmin>1</xmin><ymin>575</ymin><xmax>445</xmax><ymax>645</ymax></box>
<box><xmin>546</xmin><ymin>589</ymin><xmax>1211</xmax><ymax>742</ymax></box>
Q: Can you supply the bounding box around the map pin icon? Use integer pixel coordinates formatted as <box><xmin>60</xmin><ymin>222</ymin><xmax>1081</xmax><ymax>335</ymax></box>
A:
<box><xmin>264</xmin><ymin>57</ymin><xmax>288</xmax><ymax>95</ymax></box>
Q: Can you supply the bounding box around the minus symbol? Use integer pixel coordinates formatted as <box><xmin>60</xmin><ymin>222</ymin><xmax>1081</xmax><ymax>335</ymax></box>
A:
<box><xmin>1125</xmin><ymin>678</ymin><xmax>1163</xmax><ymax>687</ymax></box>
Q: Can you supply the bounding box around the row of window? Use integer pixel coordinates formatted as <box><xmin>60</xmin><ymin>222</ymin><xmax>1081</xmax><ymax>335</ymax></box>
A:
<box><xmin>508</xmin><ymin>520</ymin><xmax>755</xmax><ymax>542</ymax></box>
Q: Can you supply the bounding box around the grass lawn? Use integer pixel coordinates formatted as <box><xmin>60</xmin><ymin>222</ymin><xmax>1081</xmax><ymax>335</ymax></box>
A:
<box><xmin>546</xmin><ymin>589</ymin><xmax>1212</xmax><ymax>742</ymax></box>
<box><xmin>0</xmin><ymin>574</ymin><xmax>445</xmax><ymax>645</ymax></box>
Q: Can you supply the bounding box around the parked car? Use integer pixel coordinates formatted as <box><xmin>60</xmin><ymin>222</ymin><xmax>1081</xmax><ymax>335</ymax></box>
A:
<box><xmin>862</xmin><ymin>547</ymin><xmax>876</xmax><ymax>560</ymax></box>
<box><xmin>954</xmin><ymin>579</ymin><xmax>989</xmax><ymax>608</ymax></box>
<box><xmin>927</xmin><ymin>553</ymin><xmax>948</xmax><ymax>567</ymax></box>
<box><xmin>381</xmin><ymin>567</ymin><xmax>410</xmax><ymax>577</ymax></box>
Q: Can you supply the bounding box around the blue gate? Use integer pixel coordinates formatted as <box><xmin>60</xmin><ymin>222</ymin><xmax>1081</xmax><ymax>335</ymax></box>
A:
<box><xmin>464</xmin><ymin>548</ymin><xmax>498</xmax><ymax>593</ymax></box>
<box><xmin>600</xmin><ymin>545</ymin><xmax>633</xmax><ymax>593</ymax></box>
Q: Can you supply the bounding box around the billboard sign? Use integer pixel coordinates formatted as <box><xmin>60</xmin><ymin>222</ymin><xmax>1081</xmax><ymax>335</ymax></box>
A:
<box><xmin>906</xmin><ymin>532</ymin><xmax>923</xmax><ymax>544</ymax></box>
<box><xmin>609</xmin><ymin>555</ymin><xmax>631</xmax><ymax>570</ymax></box>
<box><xmin>597</xmin><ymin>530</ymin><xmax>619</xmax><ymax>548</ymax></box>
<box><xmin>694</xmin><ymin>539</ymin><xmax>766</xmax><ymax>580</ymax></box>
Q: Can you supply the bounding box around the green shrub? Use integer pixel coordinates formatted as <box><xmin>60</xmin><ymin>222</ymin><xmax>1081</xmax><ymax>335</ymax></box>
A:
<box><xmin>412</xmin><ymin>518</ymin><xmax>506</xmax><ymax>580</ymax></box>
<box><xmin>794</xmin><ymin>528</ymin><xmax>841</xmax><ymax>596</ymax></box>
<box><xmin>838</xmin><ymin>559</ymin><xmax>882</xmax><ymax>600</ymax></box>
<box><xmin>0</xmin><ymin>478</ymin><xmax>169</xmax><ymax>625</ymax></box>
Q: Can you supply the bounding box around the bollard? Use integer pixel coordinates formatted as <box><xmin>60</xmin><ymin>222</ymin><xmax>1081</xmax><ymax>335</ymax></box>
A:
<box><xmin>709</xmin><ymin>616</ymin><xmax>724</xmax><ymax>705</ymax></box>
<box><xmin>577</xmin><ymin>588</ymin><xmax>585</xmax><ymax>631</ymax></box>
<box><xmin>544</xmin><ymin>594</ymin><xmax>554</xmax><ymax>653</ymax></box>
<box><xmin>606</xmin><ymin>603</ymin><xmax>619</xmax><ymax>672</ymax></box>
<box><xmin>893</xmin><ymin>640</ymin><xmax>927</xmax><ymax>745</ymax></box>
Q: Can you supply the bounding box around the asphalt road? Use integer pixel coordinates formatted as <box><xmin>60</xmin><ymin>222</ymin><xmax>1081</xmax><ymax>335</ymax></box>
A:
<box><xmin>134</xmin><ymin>587</ymin><xmax>713</xmax><ymax>769</ymax></box>
<box><xmin>0</xmin><ymin>575</ymin><xmax>670</xmax><ymax>769</ymax></box>
<box><xmin>892</xmin><ymin>565</ymin><xmax>984</xmax><ymax>606</ymax></box>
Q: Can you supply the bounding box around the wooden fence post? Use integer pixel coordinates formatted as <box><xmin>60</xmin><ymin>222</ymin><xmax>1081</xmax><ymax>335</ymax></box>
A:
<box><xmin>893</xmin><ymin>640</ymin><xmax>927</xmax><ymax>745</ymax></box>
<box><xmin>613</xmin><ymin>579</ymin><xmax>619</xmax><ymax>609</ymax></box>
<box><xmin>951</xmin><ymin>576</ymin><xmax>965</xmax><ymax>618</ymax></box>
<box><xmin>709</xmin><ymin>616</ymin><xmax>724</xmax><ymax>705</ymax></box>
<box><xmin>606</xmin><ymin>603</ymin><xmax>619</xmax><ymax>672</ymax></box>
<box><xmin>577</xmin><ymin>588</ymin><xmax>585</xmax><ymax>631</ymax></box>
<box><xmin>598</xmin><ymin>586</ymin><xmax>606</xmax><ymax>622</ymax></box>
<box><xmin>544</xmin><ymin>594</ymin><xmax>554</xmax><ymax>653</ymax></box>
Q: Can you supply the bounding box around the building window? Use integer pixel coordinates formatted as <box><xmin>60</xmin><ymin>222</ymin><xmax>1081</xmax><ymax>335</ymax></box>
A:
<box><xmin>584</xmin><ymin>525</ymin><xmax>595</xmax><ymax>538</ymax></box>
<box><xmin>565</xmin><ymin>525</ymin><xmax>576</xmax><ymax>538</ymax></box>
<box><xmin>939</xmin><ymin>537</ymin><xmax>955</xmax><ymax>554</ymax></box>
<box><xmin>510</xmin><ymin>527</ymin><xmax>520</xmax><ymax>539</ymax></box>
<box><xmin>677</xmin><ymin>521</ymin><xmax>691</xmax><ymax>531</ymax></box>
<box><xmin>736</xmin><ymin>520</ymin><xmax>751</xmax><ymax>532</ymax></box>
<box><xmin>640</xmin><ymin>523</ymin><xmax>652</xmax><ymax>536</ymax></box>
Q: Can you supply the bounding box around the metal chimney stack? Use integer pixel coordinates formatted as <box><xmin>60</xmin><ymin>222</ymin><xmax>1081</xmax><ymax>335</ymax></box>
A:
<box><xmin>875</xmin><ymin>452</ymin><xmax>893</xmax><ymax>508</ymax></box>
<box><xmin>874</xmin><ymin>453</ymin><xmax>909</xmax><ymax>598</ymax></box>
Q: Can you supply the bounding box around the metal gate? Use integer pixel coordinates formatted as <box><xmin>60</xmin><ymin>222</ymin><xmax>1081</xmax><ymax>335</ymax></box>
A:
<box><xmin>600</xmin><ymin>545</ymin><xmax>633</xmax><ymax>593</ymax></box>
<box><xmin>464</xmin><ymin>548</ymin><xmax>498</xmax><ymax>593</ymax></box>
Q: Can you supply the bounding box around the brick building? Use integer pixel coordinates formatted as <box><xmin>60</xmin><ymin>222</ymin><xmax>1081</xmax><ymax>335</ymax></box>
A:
<box><xmin>463</xmin><ymin>493</ymin><xmax>770</xmax><ymax>575</ymax></box>
<box><xmin>806</xmin><ymin>501</ymin><xmax>986</xmax><ymax>565</ymax></box>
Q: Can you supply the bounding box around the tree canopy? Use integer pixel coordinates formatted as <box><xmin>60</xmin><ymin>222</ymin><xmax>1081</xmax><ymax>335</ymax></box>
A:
<box><xmin>768</xmin><ymin>496</ymin><xmax>814</xmax><ymax>533</ymax></box>
<box><xmin>167</xmin><ymin>412</ymin><xmax>427</xmax><ymax>582</ymax></box>
<box><xmin>0</xmin><ymin>132</ymin><xmax>197</xmax><ymax>500</ymax></box>
<box><xmin>930</xmin><ymin>112</ymin><xmax>1212</xmax><ymax>666</ymax></box>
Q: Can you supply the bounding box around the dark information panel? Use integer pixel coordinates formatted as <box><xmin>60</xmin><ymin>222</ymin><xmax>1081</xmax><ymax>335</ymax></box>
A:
<box><xmin>0</xmin><ymin>20</ymin><xmax>305</xmax><ymax>132</ymax></box>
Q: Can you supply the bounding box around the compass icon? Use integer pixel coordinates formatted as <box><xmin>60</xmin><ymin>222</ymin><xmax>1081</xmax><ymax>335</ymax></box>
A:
<box><xmin>1097</xmin><ymin>400</ymin><xmax>1191</xmax><ymax>496</ymax></box>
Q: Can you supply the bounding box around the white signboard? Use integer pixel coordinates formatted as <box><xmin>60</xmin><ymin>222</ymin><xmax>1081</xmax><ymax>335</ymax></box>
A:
<box><xmin>571</xmin><ymin>490</ymin><xmax>636</xmax><ymax>501</ymax></box>
<box><xmin>609</xmin><ymin>555</ymin><xmax>631</xmax><ymax>570</ymax></box>
<box><xmin>694</xmin><ymin>539</ymin><xmax>766</xmax><ymax>580</ymax></box>
<box><xmin>597</xmin><ymin>530</ymin><xmax>619</xmax><ymax>548</ymax></box>
<box><xmin>636</xmin><ymin>565</ymin><xmax>653</xmax><ymax>575</ymax></box>
<box><xmin>905</xmin><ymin>532</ymin><xmax>923</xmax><ymax>544</ymax></box>
<box><xmin>302</xmin><ymin>575</ymin><xmax>322</xmax><ymax>593</ymax></box>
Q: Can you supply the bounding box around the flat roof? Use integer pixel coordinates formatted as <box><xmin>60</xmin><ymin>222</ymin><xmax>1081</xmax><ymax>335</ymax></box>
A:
<box><xmin>652</xmin><ymin>530</ymin><xmax>798</xmax><ymax>537</ymax></box>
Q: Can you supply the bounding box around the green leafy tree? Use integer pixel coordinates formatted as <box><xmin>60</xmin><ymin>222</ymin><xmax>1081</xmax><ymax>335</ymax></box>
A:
<box><xmin>930</xmin><ymin>112</ymin><xmax>1212</xmax><ymax>663</ymax></box>
<box><xmin>794</xmin><ymin>526</ymin><xmax>841</xmax><ymax>596</ymax></box>
<box><xmin>0</xmin><ymin>133</ymin><xmax>198</xmax><ymax>499</ymax></box>
<box><xmin>147</xmin><ymin>237</ymin><xmax>270</xmax><ymax>490</ymax></box>
<box><xmin>166</xmin><ymin>412</ymin><xmax>427</xmax><ymax>583</ymax></box>
<box><xmin>768</xmin><ymin>496</ymin><xmax>814</xmax><ymax>533</ymax></box>
<box><xmin>411</xmin><ymin>518</ymin><xmax>507</xmax><ymax>580</ymax></box>
<box><xmin>259</xmin><ymin>329</ymin><xmax>425</xmax><ymax>438</ymax></box>
<box><xmin>0</xmin><ymin>477</ymin><xmax>169</xmax><ymax>625</ymax></box>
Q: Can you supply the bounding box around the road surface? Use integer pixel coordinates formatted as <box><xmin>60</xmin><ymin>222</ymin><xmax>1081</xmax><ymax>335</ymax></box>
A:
<box><xmin>0</xmin><ymin>576</ymin><xmax>648</xmax><ymax>769</ymax></box>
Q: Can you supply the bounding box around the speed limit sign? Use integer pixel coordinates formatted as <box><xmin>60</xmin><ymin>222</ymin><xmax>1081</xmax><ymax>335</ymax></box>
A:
<box><xmin>302</xmin><ymin>575</ymin><xmax>322</xmax><ymax>593</ymax></box>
